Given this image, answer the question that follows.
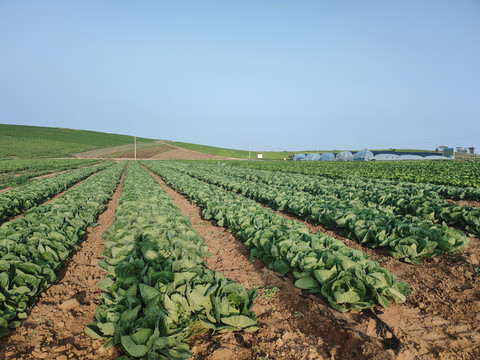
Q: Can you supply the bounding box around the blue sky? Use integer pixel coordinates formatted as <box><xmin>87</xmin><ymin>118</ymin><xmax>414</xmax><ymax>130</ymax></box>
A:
<box><xmin>1</xmin><ymin>0</ymin><xmax>479</xmax><ymax>152</ymax></box>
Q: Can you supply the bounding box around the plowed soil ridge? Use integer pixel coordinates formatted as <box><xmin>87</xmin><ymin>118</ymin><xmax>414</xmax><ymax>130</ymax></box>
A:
<box><xmin>77</xmin><ymin>142</ymin><xmax>238</xmax><ymax>160</ymax></box>
<box><xmin>0</xmin><ymin>169</ymin><xmax>126</xmax><ymax>360</ymax></box>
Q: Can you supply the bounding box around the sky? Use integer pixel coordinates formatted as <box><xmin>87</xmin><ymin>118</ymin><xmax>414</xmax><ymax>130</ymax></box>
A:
<box><xmin>1</xmin><ymin>0</ymin><xmax>479</xmax><ymax>152</ymax></box>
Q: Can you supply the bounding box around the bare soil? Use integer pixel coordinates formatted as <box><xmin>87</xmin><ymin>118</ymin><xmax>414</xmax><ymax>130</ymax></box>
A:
<box><xmin>446</xmin><ymin>199</ymin><xmax>480</xmax><ymax>208</ymax></box>
<box><xmin>76</xmin><ymin>142</ymin><xmax>237</xmax><ymax>160</ymax></box>
<box><xmin>147</xmin><ymin>146</ymin><xmax>237</xmax><ymax>160</ymax></box>
<box><xmin>73</xmin><ymin>141</ymin><xmax>161</xmax><ymax>158</ymax></box>
<box><xmin>110</xmin><ymin>145</ymin><xmax>177</xmax><ymax>159</ymax></box>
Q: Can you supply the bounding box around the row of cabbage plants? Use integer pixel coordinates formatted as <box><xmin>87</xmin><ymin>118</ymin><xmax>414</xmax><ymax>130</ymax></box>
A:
<box><xmin>225</xmin><ymin>161</ymin><xmax>480</xmax><ymax>202</ymax></box>
<box><xmin>161</xmin><ymin>162</ymin><xmax>470</xmax><ymax>263</ymax></box>
<box><xmin>0</xmin><ymin>158</ymin><xmax>100</xmax><ymax>174</ymax></box>
<box><xmin>203</xmin><ymin>164</ymin><xmax>480</xmax><ymax>237</ymax></box>
<box><xmin>0</xmin><ymin>159</ymin><xmax>103</xmax><ymax>190</ymax></box>
<box><xmin>86</xmin><ymin>162</ymin><xmax>257</xmax><ymax>360</ymax></box>
<box><xmin>227</xmin><ymin>160</ymin><xmax>480</xmax><ymax>188</ymax></box>
<box><xmin>221</xmin><ymin>161</ymin><xmax>480</xmax><ymax>201</ymax></box>
<box><xmin>0</xmin><ymin>162</ymin><xmax>113</xmax><ymax>222</ymax></box>
<box><xmin>142</xmin><ymin>161</ymin><xmax>410</xmax><ymax>314</ymax></box>
<box><xmin>0</xmin><ymin>162</ymin><xmax>126</xmax><ymax>338</ymax></box>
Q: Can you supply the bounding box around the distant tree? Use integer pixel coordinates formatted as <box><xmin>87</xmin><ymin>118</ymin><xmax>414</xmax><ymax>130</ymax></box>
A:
<box><xmin>469</xmin><ymin>147</ymin><xmax>475</xmax><ymax>155</ymax></box>
<box><xmin>456</xmin><ymin>147</ymin><xmax>464</xmax><ymax>153</ymax></box>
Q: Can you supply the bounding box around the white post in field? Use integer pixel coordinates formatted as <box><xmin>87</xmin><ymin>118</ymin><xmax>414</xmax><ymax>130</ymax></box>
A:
<box><xmin>134</xmin><ymin>136</ymin><xmax>137</xmax><ymax>161</ymax></box>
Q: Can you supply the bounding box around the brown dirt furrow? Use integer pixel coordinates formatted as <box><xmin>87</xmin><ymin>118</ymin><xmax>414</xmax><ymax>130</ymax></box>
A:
<box><xmin>144</xmin><ymin>167</ymin><xmax>399</xmax><ymax>360</ymax></box>
<box><xmin>148</xmin><ymin>146</ymin><xmax>236</xmax><ymax>160</ymax></box>
<box><xmin>30</xmin><ymin>169</ymin><xmax>72</xmax><ymax>181</ymax></box>
<box><xmin>446</xmin><ymin>199</ymin><xmax>480</xmax><ymax>208</ymax></box>
<box><xmin>0</xmin><ymin>170</ymin><xmax>126</xmax><ymax>360</ymax></box>
<box><xmin>277</xmin><ymin>211</ymin><xmax>480</xmax><ymax>359</ymax></box>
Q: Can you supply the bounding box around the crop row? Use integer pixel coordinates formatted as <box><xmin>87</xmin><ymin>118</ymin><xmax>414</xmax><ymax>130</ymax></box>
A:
<box><xmin>143</xmin><ymin>161</ymin><xmax>410</xmax><ymax>314</ymax></box>
<box><xmin>0</xmin><ymin>159</ymin><xmax>104</xmax><ymax>190</ymax></box>
<box><xmin>0</xmin><ymin>162</ymin><xmax>126</xmax><ymax>338</ymax></box>
<box><xmin>221</xmin><ymin>161</ymin><xmax>480</xmax><ymax>203</ymax></box>
<box><xmin>227</xmin><ymin>160</ymin><xmax>480</xmax><ymax>188</ymax></box>
<box><xmin>0</xmin><ymin>158</ymin><xmax>101</xmax><ymax>174</ymax></box>
<box><xmin>0</xmin><ymin>162</ymin><xmax>113</xmax><ymax>222</ymax></box>
<box><xmin>160</xmin><ymin>162</ymin><xmax>470</xmax><ymax>263</ymax></box>
<box><xmin>199</xmin><ymin>163</ymin><xmax>480</xmax><ymax>237</ymax></box>
<box><xmin>86</xmin><ymin>162</ymin><xmax>257</xmax><ymax>359</ymax></box>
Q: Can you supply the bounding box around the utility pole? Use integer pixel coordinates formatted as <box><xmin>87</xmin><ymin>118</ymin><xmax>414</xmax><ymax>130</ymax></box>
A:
<box><xmin>134</xmin><ymin>136</ymin><xmax>137</xmax><ymax>161</ymax></box>
<box><xmin>249</xmin><ymin>145</ymin><xmax>251</xmax><ymax>160</ymax></box>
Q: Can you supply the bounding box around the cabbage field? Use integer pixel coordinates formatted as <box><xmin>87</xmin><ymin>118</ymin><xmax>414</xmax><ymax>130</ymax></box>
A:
<box><xmin>0</xmin><ymin>159</ymin><xmax>479</xmax><ymax>359</ymax></box>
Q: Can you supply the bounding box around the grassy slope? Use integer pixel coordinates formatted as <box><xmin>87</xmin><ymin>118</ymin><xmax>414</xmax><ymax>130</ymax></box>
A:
<box><xmin>0</xmin><ymin>124</ymin><xmax>153</xmax><ymax>158</ymax></box>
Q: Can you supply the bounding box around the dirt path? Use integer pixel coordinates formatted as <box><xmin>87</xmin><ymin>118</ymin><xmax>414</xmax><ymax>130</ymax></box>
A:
<box><xmin>144</xmin><ymin>167</ymin><xmax>400</xmax><ymax>360</ymax></box>
<box><xmin>446</xmin><ymin>199</ymin><xmax>480</xmax><ymax>208</ymax></box>
<box><xmin>0</xmin><ymin>171</ymin><xmax>125</xmax><ymax>360</ymax></box>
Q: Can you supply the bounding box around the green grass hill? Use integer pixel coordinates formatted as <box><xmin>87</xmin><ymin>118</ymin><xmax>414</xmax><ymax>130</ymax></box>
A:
<box><xmin>0</xmin><ymin>124</ymin><xmax>154</xmax><ymax>158</ymax></box>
